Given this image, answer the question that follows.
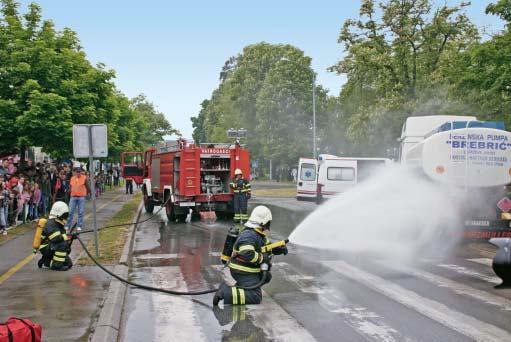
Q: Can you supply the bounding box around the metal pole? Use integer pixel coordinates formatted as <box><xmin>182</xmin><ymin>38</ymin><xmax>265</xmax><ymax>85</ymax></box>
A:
<box><xmin>312</xmin><ymin>73</ymin><xmax>317</xmax><ymax>158</ymax></box>
<box><xmin>269</xmin><ymin>159</ymin><xmax>272</xmax><ymax>180</ymax></box>
<box><xmin>88</xmin><ymin>126</ymin><xmax>99</xmax><ymax>256</ymax></box>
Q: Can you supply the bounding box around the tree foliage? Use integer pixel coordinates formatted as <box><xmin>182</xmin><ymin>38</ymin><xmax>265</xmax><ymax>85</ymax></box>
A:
<box><xmin>443</xmin><ymin>0</ymin><xmax>511</xmax><ymax>128</ymax></box>
<box><xmin>191</xmin><ymin>42</ymin><xmax>329</xmax><ymax>174</ymax></box>
<box><xmin>193</xmin><ymin>0</ymin><xmax>510</xmax><ymax>170</ymax></box>
<box><xmin>329</xmin><ymin>0</ymin><xmax>478</xmax><ymax>154</ymax></box>
<box><xmin>0</xmin><ymin>0</ymin><xmax>177</xmax><ymax>158</ymax></box>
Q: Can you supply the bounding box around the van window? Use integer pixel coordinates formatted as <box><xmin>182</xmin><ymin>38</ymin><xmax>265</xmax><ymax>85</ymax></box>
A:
<box><xmin>300</xmin><ymin>163</ymin><xmax>316</xmax><ymax>181</ymax></box>
<box><xmin>327</xmin><ymin>167</ymin><xmax>355</xmax><ymax>181</ymax></box>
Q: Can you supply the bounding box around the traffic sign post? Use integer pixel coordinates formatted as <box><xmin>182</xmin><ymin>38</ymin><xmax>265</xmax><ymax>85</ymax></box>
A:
<box><xmin>72</xmin><ymin>124</ymin><xmax>108</xmax><ymax>257</ymax></box>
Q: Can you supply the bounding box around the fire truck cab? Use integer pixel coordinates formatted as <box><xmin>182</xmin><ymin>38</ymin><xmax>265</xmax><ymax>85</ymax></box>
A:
<box><xmin>141</xmin><ymin>139</ymin><xmax>250</xmax><ymax>222</ymax></box>
<box><xmin>121</xmin><ymin>152</ymin><xmax>145</xmax><ymax>185</ymax></box>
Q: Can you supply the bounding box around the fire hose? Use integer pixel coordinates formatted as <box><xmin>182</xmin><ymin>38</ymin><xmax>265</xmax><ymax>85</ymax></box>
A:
<box><xmin>65</xmin><ymin>195</ymin><xmax>289</xmax><ymax>296</ymax></box>
<box><xmin>76</xmin><ymin>235</ymin><xmax>273</xmax><ymax>295</ymax></box>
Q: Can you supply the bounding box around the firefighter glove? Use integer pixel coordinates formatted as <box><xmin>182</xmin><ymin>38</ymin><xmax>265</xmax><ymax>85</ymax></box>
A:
<box><xmin>262</xmin><ymin>253</ymin><xmax>272</xmax><ymax>265</ymax></box>
<box><xmin>272</xmin><ymin>245</ymin><xmax>288</xmax><ymax>256</ymax></box>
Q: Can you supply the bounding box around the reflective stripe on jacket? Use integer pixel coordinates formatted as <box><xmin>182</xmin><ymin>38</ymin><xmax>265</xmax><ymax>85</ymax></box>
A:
<box><xmin>229</xmin><ymin>228</ymin><xmax>266</xmax><ymax>273</ymax></box>
<box><xmin>42</xmin><ymin>218</ymin><xmax>68</xmax><ymax>247</ymax></box>
<box><xmin>230</xmin><ymin>178</ymin><xmax>251</xmax><ymax>193</ymax></box>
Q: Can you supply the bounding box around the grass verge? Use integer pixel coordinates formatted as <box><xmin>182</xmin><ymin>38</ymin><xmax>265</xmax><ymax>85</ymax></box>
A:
<box><xmin>77</xmin><ymin>192</ymin><xmax>142</xmax><ymax>266</ymax></box>
<box><xmin>253</xmin><ymin>188</ymin><xmax>297</xmax><ymax>198</ymax></box>
<box><xmin>0</xmin><ymin>222</ymin><xmax>36</xmax><ymax>245</ymax></box>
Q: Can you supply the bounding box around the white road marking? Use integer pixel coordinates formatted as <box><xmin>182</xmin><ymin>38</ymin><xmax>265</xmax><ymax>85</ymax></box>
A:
<box><xmin>467</xmin><ymin>258</ymin><xmax>493</xmax><ymax>267</ymax></box>
<box><xmin>382</xmin><ymin>263</ymin><xmax>511</xmax><ymax>311</ymax></box>
<box><xmin>323</xmin><ymin>260</ymin><xmax>511</xmax><ymax>342</ymax></box>
<box><xmin>274</xmin><ymin>262</ymin><xmax>407</xmax><ymax>342</ymax></box>
<box><xmin>150</xmin><ymin>267</ymin><xmax>207</xmax><ymax>341</ymax></box>
<box><xmin>212</xmin><ymin>265</ymin><xmax>317</xmax><ymax>342</ymax></box>
<box><xmin>437</xmin><ymin>264</ymin><xmax>500</xmax><ymax>284</ymax></box>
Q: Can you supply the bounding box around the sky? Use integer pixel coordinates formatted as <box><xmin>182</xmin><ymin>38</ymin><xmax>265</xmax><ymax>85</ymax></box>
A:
<box><xmin>18</xmin><ymin>0</ymin><xmax>504</xmax><ymax>138</ymax></box>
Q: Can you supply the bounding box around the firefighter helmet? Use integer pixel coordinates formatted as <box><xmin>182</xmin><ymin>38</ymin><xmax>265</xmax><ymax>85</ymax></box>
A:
<box><xmin>234</xmin><ymin>168</ymin><xmax>243</xmax><ymax>176</ymax></box>
<box><xmin>49</xmin><ymin>201</ymin><xmax>69</xmax><ymax>220</ymax></box>
<box><xmin>245</xmin><ymin>205</ymin><xmax>272</xmax><ymax>230</ymax></box>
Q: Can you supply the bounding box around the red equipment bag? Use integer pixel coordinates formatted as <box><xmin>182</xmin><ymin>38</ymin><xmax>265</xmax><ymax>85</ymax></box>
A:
<box><xmin>0</xmin><ymin>317</ymin><xmax>41</xmax><ymax>342</ymax></box>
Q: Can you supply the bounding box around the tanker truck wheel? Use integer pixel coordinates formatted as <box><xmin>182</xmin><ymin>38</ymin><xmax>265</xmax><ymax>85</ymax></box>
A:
<box><xmin>143</xmin><ymin>186</ymin><xmax>154</xmax><ymax>214</ymax></box>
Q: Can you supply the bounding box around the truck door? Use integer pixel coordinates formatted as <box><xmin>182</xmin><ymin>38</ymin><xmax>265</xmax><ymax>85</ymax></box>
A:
<box><xmin>322</xmin><ymin>159</ymin><xmax>357</xmax><ymax>196</ymax></box>
<box><xmin>180</xmin><ymin>148</ymin><xmax>200</xmax><ymax>197</ymax></box>
<box><xmin>144</xmin><ymin>149</ymin><xmax>154</xmax><ymax>178</ymax></box>
<box><xmin>297</xmin><ymin>158</ymin><xmax>318</xmax><ymax>200</ymax></box>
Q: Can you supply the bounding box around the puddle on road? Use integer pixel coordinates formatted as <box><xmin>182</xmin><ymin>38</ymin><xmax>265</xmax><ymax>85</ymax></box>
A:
<box><xmin>121</xmin><ymin>207</ymin><xmax>311</xmax><ymax>341</ymax></box>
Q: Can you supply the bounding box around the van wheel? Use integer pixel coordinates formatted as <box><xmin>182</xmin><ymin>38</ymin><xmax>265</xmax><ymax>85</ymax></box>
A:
<box><xmin>143</xmin><ymin>186</ymin><xmax>154</xmax><ymax>213</ymax></box>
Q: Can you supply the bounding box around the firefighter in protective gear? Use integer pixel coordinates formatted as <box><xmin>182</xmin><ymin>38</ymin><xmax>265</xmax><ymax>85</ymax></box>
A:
<box><xmin>230</xmin><ymin>168</ymin><xmax>251</xmax><ymax>222</ymax></box>
<box><xmin>213</xmin><ymin>205</ymin><xmax>288</xmax><ymax>306</ymax></box>
<box><xmin>38</xmin><ymin>201</ymin><xmax>73</xmax><ymax>271</ymax></box>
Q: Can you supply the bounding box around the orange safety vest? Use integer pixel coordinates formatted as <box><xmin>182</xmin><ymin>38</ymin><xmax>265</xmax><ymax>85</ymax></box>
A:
<box><xmin>70</xmin><ymin>176</ymin><xmax>87</xmax><ymax>197</ymax></box>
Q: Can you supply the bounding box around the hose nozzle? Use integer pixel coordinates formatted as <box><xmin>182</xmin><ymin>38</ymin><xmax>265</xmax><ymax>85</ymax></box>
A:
<box><xmin>261</xmin><ymin>239</ymin><xmax>289</xmax><ymax>253</ymax></box>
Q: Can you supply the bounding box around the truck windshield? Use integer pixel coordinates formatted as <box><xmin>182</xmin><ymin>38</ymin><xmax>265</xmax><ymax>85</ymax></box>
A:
<box><xmin>300</xmin><ymin>163</ymin><xmax>316</xmax><ymax>181</ymax></box>
<box><xmin>123</xmin><ymin>153</ymin><xmax>143</xmax><ymax>166</ymax></box>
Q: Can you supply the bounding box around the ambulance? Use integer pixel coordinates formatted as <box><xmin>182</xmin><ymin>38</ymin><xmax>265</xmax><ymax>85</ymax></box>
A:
<box><xmin>296</xmin><ymin>155</ymin><xmax>391</xmax><ymax>201</ymax></box>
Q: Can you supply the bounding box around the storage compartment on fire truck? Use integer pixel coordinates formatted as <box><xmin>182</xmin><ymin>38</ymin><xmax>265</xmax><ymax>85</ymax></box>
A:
<box><xmin>171</xmin><ymin>156</ymin><xmax>180</xmax><ymax>196</ymax></box>
<box><xmin>200</xmin><ymin>157</ymin><xmax>230</xmax><ymax>194</ymax></box>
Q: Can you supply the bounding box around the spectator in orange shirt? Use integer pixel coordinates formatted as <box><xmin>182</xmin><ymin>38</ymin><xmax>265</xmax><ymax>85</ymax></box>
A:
<box><xmin>65</xmin><ymin>168</ymin><xmax>90</xmax><ymax>232</ymax></box>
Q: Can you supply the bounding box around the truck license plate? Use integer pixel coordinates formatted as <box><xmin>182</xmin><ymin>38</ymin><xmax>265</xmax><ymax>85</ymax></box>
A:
<box><xmin>179</xmin><ymin>202</ymin><xmax>196</xmax><ymax>207</ymax></box>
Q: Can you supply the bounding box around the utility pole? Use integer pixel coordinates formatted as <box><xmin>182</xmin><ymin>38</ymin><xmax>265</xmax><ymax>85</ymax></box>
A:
<box><xmin>312</xmin><ymin>73</ymin><xmax>316</xmax><ymax>158</ymax></box>
<box><xmin>87</xmin><ymin>126</ymin><xmax>99</xmax><ymax>256</ymax></box>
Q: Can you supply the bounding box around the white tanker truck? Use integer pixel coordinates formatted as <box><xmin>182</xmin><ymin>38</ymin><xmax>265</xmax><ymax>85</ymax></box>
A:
<box><xmin>399</xmin><ymin>115</ymin><xmax>511</xmax><ymax>240</ymax></box>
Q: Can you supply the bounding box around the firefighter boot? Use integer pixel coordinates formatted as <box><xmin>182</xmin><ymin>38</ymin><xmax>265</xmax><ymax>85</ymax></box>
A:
<box><xmin>213</xmin><ymin>289</ymin><xmax>224</xmax><ymax>306</ymax></box>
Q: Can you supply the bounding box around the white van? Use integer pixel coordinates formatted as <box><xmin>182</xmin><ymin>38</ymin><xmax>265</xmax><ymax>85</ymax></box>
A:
<box><xmin>296</xmin><ymin>155</ymin><xmax>391</xmax><ymax>201</ymax></box>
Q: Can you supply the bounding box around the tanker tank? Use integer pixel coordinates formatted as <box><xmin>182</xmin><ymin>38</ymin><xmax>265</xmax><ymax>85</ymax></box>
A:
<box><xmin>404</xmin><ymin>121</ymin><xmax>511</xmax><ymax>188</ymax></box>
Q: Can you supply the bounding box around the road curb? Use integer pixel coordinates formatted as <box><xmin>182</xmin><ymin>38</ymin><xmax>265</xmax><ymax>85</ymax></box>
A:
<box><xmin>90</xmin><ymin>199</ymin><xmax>143</xmax><ymax>342</ymax></box>
<box><xmin>120</xmin><ymin>200</ymin><xmax>144</xmax><ymax>266</ymax></box>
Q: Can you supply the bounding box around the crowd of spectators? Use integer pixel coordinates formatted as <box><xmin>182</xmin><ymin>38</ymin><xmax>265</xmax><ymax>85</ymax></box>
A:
<box><xmin>0</xmin><ymin>157</ymin><xmax>121</xmax><ymax>235</ymax></box>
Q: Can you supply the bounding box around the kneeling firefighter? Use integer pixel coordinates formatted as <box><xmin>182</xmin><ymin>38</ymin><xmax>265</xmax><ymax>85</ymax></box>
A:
<box><xmin>37</xmin><ymin>201</ymin><xmax>73</xmax><ymax>271</ymax></box>
<box><xmin>214</xmin><ymin>205</ymin><xmax>288</xmax><ymax>305</ymax></box>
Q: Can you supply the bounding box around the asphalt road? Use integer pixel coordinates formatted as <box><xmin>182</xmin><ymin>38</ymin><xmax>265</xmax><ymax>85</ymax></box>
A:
<box><xmin>119</xmin><ymin>204</ymin><xmax>511</xmax><ymax>342</ymax></box>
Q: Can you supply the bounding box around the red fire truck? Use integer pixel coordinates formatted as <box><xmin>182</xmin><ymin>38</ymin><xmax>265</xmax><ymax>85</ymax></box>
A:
<box><xmin>141</xmin><ymin>139</ymin><xmax>250</xmax><ymax>222</ymax></box>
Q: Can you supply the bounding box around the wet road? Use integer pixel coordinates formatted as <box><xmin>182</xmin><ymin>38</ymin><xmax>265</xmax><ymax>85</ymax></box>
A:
<box><xmin>120</xmin><ymin>204</ymin><xmax>511</xmax><ymax>342</ymax></box>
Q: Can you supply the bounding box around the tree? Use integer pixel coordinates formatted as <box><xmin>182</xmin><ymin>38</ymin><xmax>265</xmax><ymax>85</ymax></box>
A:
<box><xmin>442</xmin><ymin>1</ymin><xmax>511</xmax><ymax>127</ymax></box>
<box><xmin>191</xmin><ymin>100</ymin><xmax>209</xmax><ymax>143</ymax></box>
<box><xmin>329</xmin><ymin>0</ymin><xmax>478</xmax><ymax>155</ymax></box>
<box><xmin>486</xmin><ymin>0</ymin><xmax>511</xmax><ymax>24</ymax></box>
<box><xmin>0</xmin><ymin>1</ymin><xmax>176</xmax><ymax>158</ymax></box>
<box><xmin>190</xmin><ymin>42</ymin><xmax>328</xmax><ymax>173</ymax></box>
<box><xmin>130</xmin><ymin>94</ymin><xmax>180</xmax><ymax>147</ymax></box>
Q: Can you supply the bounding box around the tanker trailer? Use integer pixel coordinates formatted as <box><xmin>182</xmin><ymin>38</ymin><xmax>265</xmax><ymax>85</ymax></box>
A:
<box><xmin>402</xmin><ymin>118</ymin><xmax>511</xmax><ymax>240</ymax></box>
